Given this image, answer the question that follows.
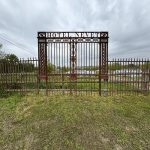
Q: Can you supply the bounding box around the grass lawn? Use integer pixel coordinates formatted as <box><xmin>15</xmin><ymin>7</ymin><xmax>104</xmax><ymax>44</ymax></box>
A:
<box><xmin>0</xmin><ymin>94</ymin><xmax>150</xmax><ymax>150</ymax></box>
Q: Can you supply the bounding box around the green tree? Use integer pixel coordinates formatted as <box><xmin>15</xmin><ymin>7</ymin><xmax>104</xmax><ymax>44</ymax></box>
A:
<box><xmin>19</xmin><ymin>62</ymin><xmax>34</xmax><ymax>72</ymax></box>
<box><xmin>5</xmin><ymin>54</ymin><xmax>19</xmax><ymax>62</ymax></box>
<box><xmin>108</xmin><ymin>63</ymin><xmax>122</xmax><ymax>70</ymax></box>
<box><xmin>47</xmin><ymin>63</ymin><xmax>55</xmax><ymax>73</ymax></box>
<box><xmin>0</xmin><ymin>44</ymin><xmax>5</xmax><ymax>59</ymax></box>
<box><xmin>125</xmin><ymin>63</ymin><xmax>139</xmax><ymax>69</ymax></box>
<box><xmin>61</xmin><ymin>66</ymin><xmax>70</xmax><ymax>72</ymax></box>
<box><xmin>142</xmin><ymin>62</ymin><xmax>150</xmax><ymax>70</ymax></box>
<box><xmin>0</xmin><ymin>54</ymin><xmax>19</xmax><ymax>73</ymax></box>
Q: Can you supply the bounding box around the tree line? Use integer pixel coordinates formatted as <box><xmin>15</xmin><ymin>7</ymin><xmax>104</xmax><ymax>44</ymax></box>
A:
<box><xmin>0</xmin><ymin>44</ymin><xmax>34</xmax><ymax>73</ymax></box>
<box><xmin>0</xmin><ymin>43</ymin><xmax>149</xmax><ymax>73</ymax></box>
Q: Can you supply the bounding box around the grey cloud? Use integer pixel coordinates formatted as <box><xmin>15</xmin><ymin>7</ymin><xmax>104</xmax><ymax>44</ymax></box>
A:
<box><xmin>0</xmin><ymin>0</ymin><xmax>150</xmax><ymax>58</ymax></box>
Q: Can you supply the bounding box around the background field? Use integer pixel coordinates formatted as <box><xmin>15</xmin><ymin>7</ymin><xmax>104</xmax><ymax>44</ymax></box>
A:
<box><xmin>0</xmin><ymin>94</ymin><xmax>150</xmax><ymax>150</ymax></box>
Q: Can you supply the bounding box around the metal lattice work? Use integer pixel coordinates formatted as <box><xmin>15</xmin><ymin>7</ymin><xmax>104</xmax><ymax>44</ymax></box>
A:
<box><xmin>100</xmin><ymin>33</ymin><xmax>108</xmax><ymax>80</ymax></box>
<box><xmin>38</xmin><ymin>33</ymin><xmax>47</xmax><ymax>80</ymax></box>
<box><xmin>70</xmin><ymin>39</ymin><xmax>77</xmax><ymax>81</ymax></box>
<box><xmin>37</xmin><ymin>32</ymin><xmax>109</xmax><ymax>95</ymax></box>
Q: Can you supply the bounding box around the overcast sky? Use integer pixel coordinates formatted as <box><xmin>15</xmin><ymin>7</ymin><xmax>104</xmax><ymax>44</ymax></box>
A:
<box><xmin>0</xmin><ymin>0</ymin><xmax>150</xmax><ymax>59</ymax></box>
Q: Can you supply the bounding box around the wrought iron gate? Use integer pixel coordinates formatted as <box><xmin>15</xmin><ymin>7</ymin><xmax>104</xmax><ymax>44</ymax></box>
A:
<box><xmin>38</xmin><ymin>32</ymin><xmax>108</xmax><ymax>95</ymax></box>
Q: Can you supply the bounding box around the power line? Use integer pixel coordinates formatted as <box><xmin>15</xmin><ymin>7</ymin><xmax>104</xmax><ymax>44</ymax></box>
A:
<box><xmin>0</xmin><ymin>34</ymin><xmax>34</xmax><ymax>55</ymax></box>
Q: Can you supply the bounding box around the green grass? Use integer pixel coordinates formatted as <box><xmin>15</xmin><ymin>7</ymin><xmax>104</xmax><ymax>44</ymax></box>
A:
<box><xmin>0</xmin><ymin>94</ymin><xmax>150</xmax><ymax>150</ymax></box>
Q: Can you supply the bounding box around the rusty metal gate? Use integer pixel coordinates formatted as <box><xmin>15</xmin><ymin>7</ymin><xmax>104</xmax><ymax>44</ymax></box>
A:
<box><xmin>38</xmin><ymin>32</ymin><xmax>108</xmax><ymax>95</ymax></box>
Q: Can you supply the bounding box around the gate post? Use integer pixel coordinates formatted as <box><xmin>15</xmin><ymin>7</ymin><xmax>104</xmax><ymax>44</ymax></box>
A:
<box><xmin>70</xmin><ymin>39</ymin><xmax>77</xmax><ymax>95</ymax></box>
<box><xmin>100</xmin><ymin>32</ymin><xmax>109</xmax><ymax>96</ymax></box>
<box><xmin>38</xmin><ymin>32</ymin><xmax>48</xmax><ymax>95</ymax></box>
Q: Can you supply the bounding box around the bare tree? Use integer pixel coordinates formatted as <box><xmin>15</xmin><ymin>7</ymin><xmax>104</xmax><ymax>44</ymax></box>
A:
<box><xmin>0</xmin><ymin>44</ymin><xmax>5</xmax><ymax>59</ymax></box>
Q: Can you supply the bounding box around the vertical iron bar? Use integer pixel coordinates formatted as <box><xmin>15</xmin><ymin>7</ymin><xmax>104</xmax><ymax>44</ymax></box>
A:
<box><xmin>99</xmin><ymin>42</ymin><xmax>101</xmax><ymax>96</ymax></box>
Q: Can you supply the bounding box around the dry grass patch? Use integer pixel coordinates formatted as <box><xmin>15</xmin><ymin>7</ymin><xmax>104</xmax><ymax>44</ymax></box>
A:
<box><xmin>0</xmin><ymin>94</ymin><xmax>150</xmax><ymax>149</ymax></box>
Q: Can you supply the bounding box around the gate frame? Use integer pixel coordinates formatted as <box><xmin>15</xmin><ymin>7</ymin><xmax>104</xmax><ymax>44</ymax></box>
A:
<box><xmin>37</xmin><ymin>32</ymin><xmax>109</xmax><ymax>95</ymax></box>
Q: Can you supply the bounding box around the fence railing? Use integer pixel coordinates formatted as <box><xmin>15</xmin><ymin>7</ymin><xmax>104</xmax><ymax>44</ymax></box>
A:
<box><xmin>0</xmin><ymin>58</ymin><xmax>149</xmax><ymax>96</ymax></box>
<box><xmin>108</xmin><ymin>59</ymin><xmax>150</xmax><ymax>96</ymax></box>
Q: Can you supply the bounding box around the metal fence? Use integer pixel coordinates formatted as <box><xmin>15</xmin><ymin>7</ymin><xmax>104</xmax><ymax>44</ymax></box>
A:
<box><xmin>0</xmin><ymin>58</ymin><xmax>38</xmax><ymax>96</ymax></box>
<box><xmin>0</xmin><ymin>58</ymin><xmax>149</xmax><ymax>96</ymax></box>
<box><xmin>108</xmin><ymin>59</ymin><xmax>150</xmax><ymax>96</ymax></box>
<box><xmin>38</xmin><ymin>32</ymin><xmax>109</xmax><ymax>96</ymax></box>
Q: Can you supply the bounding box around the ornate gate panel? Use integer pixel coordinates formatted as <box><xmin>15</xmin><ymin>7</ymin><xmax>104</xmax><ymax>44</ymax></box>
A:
<box><xmin>37</xmin><ymin>32</ymin><xmax>108</xmax><ymax>95</ymax></box>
